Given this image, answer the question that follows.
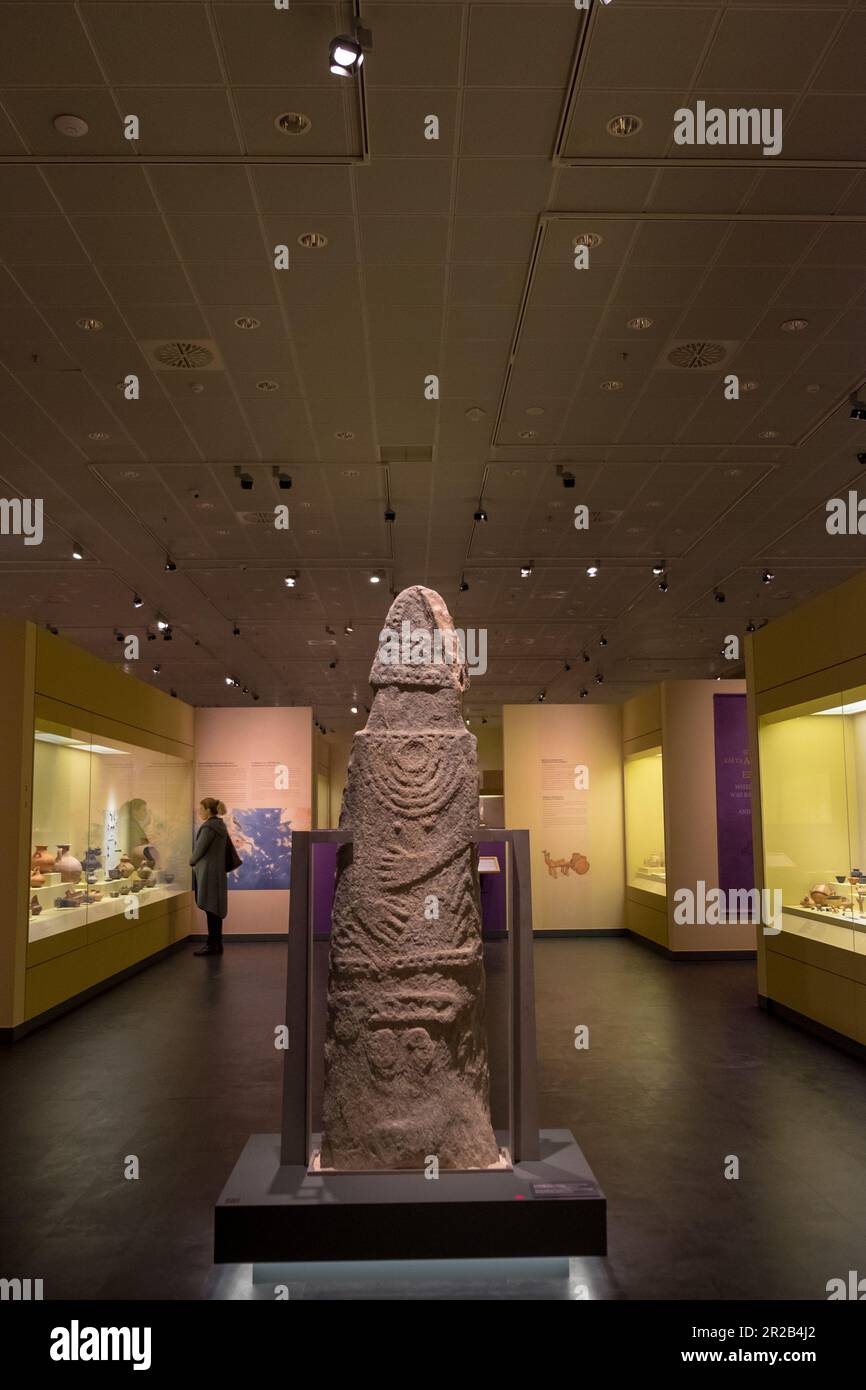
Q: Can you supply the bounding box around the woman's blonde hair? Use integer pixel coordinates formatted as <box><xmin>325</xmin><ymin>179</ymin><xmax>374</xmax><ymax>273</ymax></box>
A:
<box><xmin>200</xmin><ymin>796</ymin><xmax>226</xmax><ymax>817</ymax></box>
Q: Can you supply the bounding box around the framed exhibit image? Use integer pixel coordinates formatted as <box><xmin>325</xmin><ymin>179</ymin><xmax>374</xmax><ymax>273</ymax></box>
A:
<box><xmin>624</xmin><ymin>746</ymin><xmax>666</xmax><ymax>897</ymax></box>
<box><xmin>758</xmin><ymin>685</ymin><xmax>866</xmax><ymax>956</ymax></box>
<box><xmin>28</xmin><ymin>717</ymin><xmax>192</xmax><ymax>944</ymax></box>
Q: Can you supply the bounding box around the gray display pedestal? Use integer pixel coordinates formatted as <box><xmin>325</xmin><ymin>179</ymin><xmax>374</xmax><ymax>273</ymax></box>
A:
<box><xmin>214</xmin><ymin>830</ymin><xmax>606</xmax><ymax>1265</ymax></box>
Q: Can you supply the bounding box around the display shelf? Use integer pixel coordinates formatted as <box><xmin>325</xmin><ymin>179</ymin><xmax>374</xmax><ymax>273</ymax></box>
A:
<box><xmin>624</xmin><ymin>745</ymin><xmax>666</xmax><ymax>898</ymax></box>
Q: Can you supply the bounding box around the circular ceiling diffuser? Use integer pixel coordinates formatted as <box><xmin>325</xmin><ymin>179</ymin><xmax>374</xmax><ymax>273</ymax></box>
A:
<box><xmin>297</xmin><ymin>232</ymin><xmax>328</xmax><ymax>249</ymax></box>
<box><xmin>152</xmin><ymin>341</ymin><xmax>215</xmax><ymax>370</ymax></box>
<box><xmin>666</xmin><ymin>341</ymin><xmax>727</xmax><ymax>370</ymax></box>
<box><xmin>256</xmin><ymin>379</ymin><xmax>279</xmax><ymax>393</ymax></box>
<box><xmin>573</xmin><ymin>232</ymin><xmax>603</xmax><ymax>250</ymax></box>
<box><xmin>275</xmin><ymin>112</ymin><xmax>312</xmax><ymax>135</ymax></box>
<box><xmin>54</xmin><ymin>113</ymin><xmax>89</xmax><ymax>138</ymax></box>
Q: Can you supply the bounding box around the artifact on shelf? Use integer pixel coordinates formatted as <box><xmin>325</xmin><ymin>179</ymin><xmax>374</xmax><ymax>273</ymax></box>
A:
<box><xmin>116</xmin><ymin>854</ymin><xmax>136</xmax><ymax>878</ymax></box>
<box><xmin>320</xmin><ymin>585</ymin><xmax>500</xmax><ymax>1172</ymax></box>
<box><xmin>55</xmin><ymin>846</ymin><xmax>83</xmax><ymax>883</ymax></box>
<box><xmin>82</xmin><ymin>847</ymin><xmax>102</xmax><ymax>877</ymax></box>
<box><xmin>31</xmin><ymin>845</ymin><xmax>56</xmax><ymax>874</ymax></box>
<box><xmin>801</xmin><ymin>883</ymin><xmax>847</xmax><ymax>912</ymax></box>
<box><xmin>54</xmin><ymin>887</ymin><xmax>85</xmax><ymax>908</ymax></box>
<box><xmin>29</xmin><ymin>895</ymin><xmax>42</xmax><ymax>917</ymax></box>
<box><xmin>30</xmin><ymin>868</ymin><xmax>45</xmax><ymax>888</ymax></box>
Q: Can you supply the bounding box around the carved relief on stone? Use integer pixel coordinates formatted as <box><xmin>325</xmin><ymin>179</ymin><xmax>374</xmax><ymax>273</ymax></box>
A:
<box><xmin>320</xmin><ymin>586</ymin><xmax>500</xmax><ymax>1170</ymax></box>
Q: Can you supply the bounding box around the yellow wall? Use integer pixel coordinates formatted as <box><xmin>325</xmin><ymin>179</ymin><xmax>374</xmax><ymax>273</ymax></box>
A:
<box><xmin>503</xmin><ymin>703</ymin><xmax>624</xmax><ymax>933</ymax></box>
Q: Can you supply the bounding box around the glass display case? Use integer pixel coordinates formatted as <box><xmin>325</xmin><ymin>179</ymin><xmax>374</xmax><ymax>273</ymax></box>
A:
<box><xmin>758</xmin><ymin>685</ymin><xmax>866</xmax><ymax>955</ymax></box>
<box><xmin>28</xmin><ymin>717</ymin><xmax>192</xmax><ymax>943</ymax></box>
<box><xmin>624</xmin><ymin>746</ymin><xmax>666</xmax><ymax>895</ymax></box>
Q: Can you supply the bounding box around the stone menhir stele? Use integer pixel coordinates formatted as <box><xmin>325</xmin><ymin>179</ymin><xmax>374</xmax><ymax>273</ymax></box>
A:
<box><xmin>320</xmin><ymin>585</ymin><xmax>500</xmax><ymax>1170</ymax></box>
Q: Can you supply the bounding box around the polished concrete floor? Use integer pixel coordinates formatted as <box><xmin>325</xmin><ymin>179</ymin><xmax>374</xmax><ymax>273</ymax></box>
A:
<box><xmin>1</xmin><ymin>937</ymin><xmax>865</xmax><ymax>1300</ymax></box>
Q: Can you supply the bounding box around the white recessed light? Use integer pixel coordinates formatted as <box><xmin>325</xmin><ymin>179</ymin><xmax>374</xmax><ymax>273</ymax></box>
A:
<box><xmin>586</xmin><ymin>564</ymin><xmax>599</xmax><ymax>578</ymax></box>
<box><xmin>234</xmin><ymin>316</ymin><xmax>261</xmax><ymax>330</ymax></box>
<box><xmin>369</xmin><ymin>574</ymin><xmax>381</xmax><ymax>584</ymax></box>
<box><xmin>627</xmin><ymin>316</ymin><xmax>653</xmax><ymax>331</ymax></box>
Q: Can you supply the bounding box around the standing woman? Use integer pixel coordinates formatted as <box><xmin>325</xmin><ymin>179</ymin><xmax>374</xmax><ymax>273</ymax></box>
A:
<box><xmin>190</xmin><ymin>797</ymin><xmax>229</xmax><ymax>956</ymax></box>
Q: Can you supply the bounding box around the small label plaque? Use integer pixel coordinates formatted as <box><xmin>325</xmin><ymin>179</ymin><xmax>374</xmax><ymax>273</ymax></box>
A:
<box><xmin>530</xmin><ymin>1181</ymin><xmax>599</xmax><ymax>1200</ymax></box>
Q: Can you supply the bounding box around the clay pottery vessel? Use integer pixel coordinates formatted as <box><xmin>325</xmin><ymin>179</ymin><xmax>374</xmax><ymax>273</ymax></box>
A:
<box><xmin>55</xmin><ymin>846</ymin><xmax>83</xmax><ymax>883</ymax></box>
<box><xmin>30</xmin><ymin>869</ymin><xmax>45</xmax><ymax>888</ymax></box>
<box><xmin>31</xmin><ymin>845</ymin><xmax>55</xmax><ymax>874</ymax></box>
<box><xmin>117</xmin><ymin>854</ymin><xmax>136</xmax><ymax>878</ymax></box>
<box><xmin>137</xmin><ymin>866</ymin><xmax>152</xmax><ymax>882</ymax></box>
<box><xmin>30</xmin><ymin>895</ymin><xmax>42</xmax><ymax>917</ymax></box>
<box><xmin>162</xmin><ymin>872</ymin><xmax>175</xmax><ymax>884</ymax></box>
<box><xmin>83</xmin><ymin>847</ymin><xmax>102</xmax><ymax>877</ymax></box>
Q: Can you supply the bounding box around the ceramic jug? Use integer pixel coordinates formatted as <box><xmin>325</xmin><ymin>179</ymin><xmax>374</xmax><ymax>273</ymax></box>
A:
<box><xmin>55</xmin><ymin>846</ymin><xmax>83</xmax><ymax>883</ymax></box>
<box><xmin>31</xmin><ymin>845</ymin><xmax>55</xmax><ymax>873</ymax></box>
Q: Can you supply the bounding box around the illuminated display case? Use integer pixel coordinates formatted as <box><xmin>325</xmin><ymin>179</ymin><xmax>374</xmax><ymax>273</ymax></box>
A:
<box><xmin>28</xmin><ymin>718</ymin><xmax>192</xmax><ymax>943</ymax></box>
<box><xmin>623</xmin><ymin>745</ymin><xmax>666</xmax><ymax>896</ymax></box>
<box><xmin>758</xmin><ymin>685</ymin><xmax>866</xmax><ymax>956</ymax></box>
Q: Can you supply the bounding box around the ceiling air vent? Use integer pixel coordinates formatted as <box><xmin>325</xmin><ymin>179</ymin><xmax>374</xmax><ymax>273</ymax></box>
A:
<box><xmin>664</xmin><ymin>341</ymin><xmax>731</xmax><ymax>370</ymax></box>
<box><xmin>139</xmin><ymin>339</ymin><xmax>224</xmax><ymax>371</ymax></box>
<box><xmin>235</xmin><ymin>510</ymin><xmax>274</xmax><ymax>526</ymax></box>
<box><xmin>379</xmin><ymin>446</ymin><xmax>434</xmax><ymax>464</ymax></box>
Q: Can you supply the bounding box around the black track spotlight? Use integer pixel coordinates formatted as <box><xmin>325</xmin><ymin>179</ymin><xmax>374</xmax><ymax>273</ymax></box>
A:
<box><xmin>762</xmin><ymin>569</ymin><xmax>775</xmax><ymax>585</ymax></box>
<box><xmin>162</xmin><ymin>626</ymin><xmax>173</xmax><ymax>641</ymax></box>
<box><xmin>72</xmin><ymin>542</ymin><xmax>83</xmax><ymax>560</ymax></box>
<box><xmin>474</xmin><ymin>508</ymin><xmax>488</xmax><ymax>523</ymax></box>
<box><xmin>156</xmin><ymin>616</ymin><xmax>168</xmax><ymax>631</ymax></box>
<box><xmin>237</xmin><ymin>469</ymin><xmax>253</xmax><ymax>491</ymax></box>
<box><xmin>329</xmin><ymin>33</ymin><xmax>365</xmax><ymax>77</ymax></box>
<box><xmin>858</xmin><ymin>452</ymin><xmax>866</xmax><ymax>466</ymax></box>
<box><xmin>582</xmin><ymin>651</ymin><xmax>590</xmax><ymax>663</ymax></box>
<box><xmin>276</xmin><ymin>470</ymin><xmax>292</xmax><ymax>490</ymax></box>
<box><xmin>538</xmin><ymin>691</ymin><xmax>546</xmax><ymax>703</ymax></box>
<box><xmin>459</xmin><ymin>579</ymin><xmax>469</xmax><ymax>592</ymax></box>
<box><xmin>146</xmin><ymin>630</ymin><xmax>156</xmax><ymax>642</ymax></box>
<box><xmin>658</xmin><ymin>578</ymin><xmax>669</xmax><ymax>593</ymax></box>
<box><xmin>746</xmin><ymin>620</ymin><xmax>757</xmax><ymax>634</ymax></box>
<box><xmin>384</xmin><ymin>507</ymin><xmax>396</xmax><ymax>523</ymax></box>
<box><xmin>564</xmin><ymin>662</ymin><xmax>572</xmax><ymax>673</ymax></box>
<box><xmin>586</xmin><ymin>564</ymin><xmax>599</xmax><ymax>578</ymax></box>
<box><xmin>595</xmin><ymin>672</ymin><xmax>604</xmax><ymax>684</ymax></box>
<box><xmin>132</xmin><ymin>594</ymin><xmax>143</xmax><ymax>609</ymax></box>
<box><xmin>599</xmin><ymin>635</ymin><xmax>608</xmax><ymax>647</ymax></box>
<box><xmin>170</xmin><ymin>689</ymin><xmax>178</xmax><ymax>699</ymax></box>
<box><xmin>152</xmin><ymin>664</ymin><xmax>161</xmax><ymax>675</ymax></box>
<box><xmin>232</xmin><ymin>624</ymin><xmax>240</xmax><ymax>636</ymax></box>
<box><xmin>329</xmin><ymin>659</ymin><xmax>338</xmax><ymax>670</ymax></box>
<box><xmin>562</xmin><ymin>471</ymin><xmax>576</xmax><ymax>489</ymax></box>
<box><xmin>850</xmin><ymin>399</ymin><xmax>866</xmax><ymax>421</ymax></box>
<box><xmin>46</xmin><ymin>623</ymin><xmax>59</xmax><ymax>635</ymax></box>
<box><xmin>114</xmin><ymin>629</ymin><xmax>124</xmax><ymax>643</ymax></box>
<box><xmin>714</xmin><ymin>590</ymin><xmax>726</xmax><ymax>604</ymax></box>
<box><xmin>252</xmin><ymin>692</ymin><xmax>260</xmax><ymax>701</ymax></box>
<box><xmin>164</xmin><ymin>556</ymin><xmax>177</xmax><ymax>572</ymax></box>
<box><xmin>520</xmin><ymin>565</ymin><xmax>533</xmax><ymax>579</ymax></box>
<box><xmin>652</xmin><ymin>561</ymin><xmax>665</xmax><ymax>577</ymax></box>
<box><xmin>344</xmin><ymin>623</ymin><xmax>354</xmax><ymax>635</ymax></box>
<box><xmin>284</xmin><ymin>572</ymin><xmax>298</xmax><ymax>589</ymax></box>
<box><xmin>579</xmin><ymin>688</ymin><xmax>588</xmax><ymax>700</ymax></box>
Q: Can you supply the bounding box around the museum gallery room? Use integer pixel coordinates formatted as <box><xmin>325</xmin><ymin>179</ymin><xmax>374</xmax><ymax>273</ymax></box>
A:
<box><xmin>1</xmin><ymin>0</ymin><xmax>866</xmax><ymax>1325</ymax></box>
